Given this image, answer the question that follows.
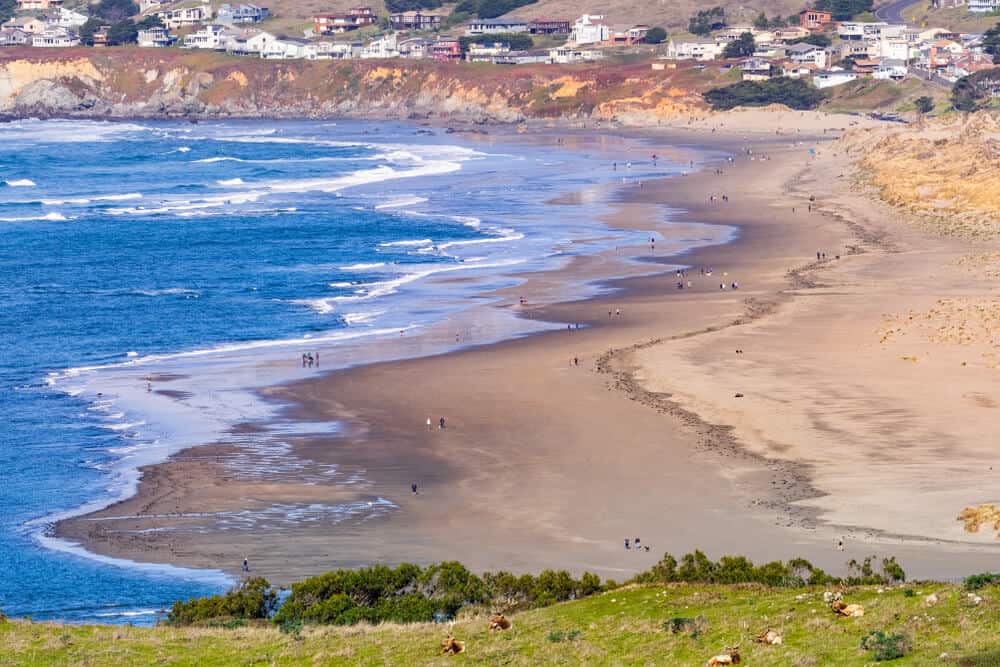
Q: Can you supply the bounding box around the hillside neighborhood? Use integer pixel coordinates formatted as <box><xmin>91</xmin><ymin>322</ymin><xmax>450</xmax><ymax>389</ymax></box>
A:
<box><xmin>0</xmin><ymin>0</ymin><xmax>998</xmax><ymax>90</ymax></box>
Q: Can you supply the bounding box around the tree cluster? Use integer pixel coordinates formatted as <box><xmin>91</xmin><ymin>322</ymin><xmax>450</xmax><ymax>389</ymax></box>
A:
<box><xmin>951</xmin><ymin>69</ymin><xmax>1000</xmax><ymax>111</ymax></box>
<box><xmin>813</xmin><ymin>0</ymin><xmax>874</xmax><ymax>21</ymax></box>
<box><xmin>688</xmin><ymin>6</ymin><xmax>726</xmax><ymax>36</ymax></box>
<box><xmin>385</xmin><ymin>0</ymin><xmax>442</xmax><ymax>13</ymax></box>
<box><xmin>451</xmin><ymin>0</ymin><xmax>537</xmax><ymax>20</ymax></box>
<box><xmin>982</xmin><ymin>22</ymin><xmax>1000</xmax><ymax>64</ymax></box>
<box><xmin>704</xmin><ymin>77</ymin><xmax>827</xmax><ymax>110</ymax></box>
<box><xmin>722</xmin><ymin>32</ymin><xmax>755</xmax><ymax>58</ymax></box>
<box><xmin>644</xmin><ymin>26</ymin><xmax>667</xmax><ymax>44</ymax></box>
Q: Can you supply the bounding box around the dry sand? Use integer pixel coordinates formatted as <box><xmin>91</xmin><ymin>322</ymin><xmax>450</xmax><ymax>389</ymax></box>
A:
<box><xmin>57</xmin><ymin>119</ymin><xmax>1000</xmax><ymax>586</ymax></box>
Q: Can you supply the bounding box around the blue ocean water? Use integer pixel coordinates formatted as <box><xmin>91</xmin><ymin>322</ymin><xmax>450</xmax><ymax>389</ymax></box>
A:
<box><xmin>0</xmin><ymin>119</ymin><xmax>701</xmax><ymax>624</ymax></box>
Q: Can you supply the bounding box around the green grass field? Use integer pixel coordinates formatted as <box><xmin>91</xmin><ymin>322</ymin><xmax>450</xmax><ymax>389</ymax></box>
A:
<box><xmin>3</xmin><ymin>582</ymin><xmax>999</xmax><ymax>665</ymax></box>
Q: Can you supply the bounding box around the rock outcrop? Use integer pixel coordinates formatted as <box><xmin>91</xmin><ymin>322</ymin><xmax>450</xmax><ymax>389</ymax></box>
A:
<box><xmin>0</xmin><ymin>48</ymin><xmax>709</xmax><ymax>125</ymax></box>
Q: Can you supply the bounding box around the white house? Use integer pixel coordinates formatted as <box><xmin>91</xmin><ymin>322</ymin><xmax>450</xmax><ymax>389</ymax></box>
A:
<box><xmin>31</xmin><ymin>26</ymin><xmax>79</xmax><ymax>46</ymax></box>
<box><xmin>3</xmin><ymin>16</ymin><xmax>49</xmax><ymax>34</ymax></box>
<box><xmin>837</xmin><ymin>21</ymin><xmax>887</xmax><ymax>41</ymax></box>
<box><xmin>216</xmin><ymin>4</ymin><xmax>269</xmax><ymax>25</ymax></box>
<box><xmin>875</xmin><ymin>38</ymin><xmax>910</xmax><ymax>61</ymax></box>
<box><xmin>17</xmin><ymin>0</ymin><xmax>61</xmax><ymax>10</ymax></box>
<box><xmin>569</xmin><ymin>14</ymin><xmax>610</xmax><ymax>45</ymax></box>
<box><xmin>399</xmin><ymin>36</ymin><xmax>434</xmax><ymax>58</ymax></box>
<box><xmin>159</xmin><ymin>6</ymin><xmax>212</xmax><ymax>29</ymax></box>
<box><xmin>666</xmin><ymin>37</ymin><xmax>725</xmax><ymax>61</ymax></box>
<box><xmin>465</xmin><ymin>18</ymin><xmax>527</xmax><ymax>35</ymax></box>
<box><xmin>0</xmin><ymin>27</ymin><xmax>30</xmax><ymax>46</ymax></box>
<box><xmin>360</xmin><ymin>32</ymin><xmax>398</xmax><ymax>58</ymax></box>
<box><xmin>548</xmin><ymin>45</ymin><xmax>603</xmax><ymax>63</ymax></box>
<box><xmin>51</xmin><ymin>7</ymin><xmax>88</xmax><ymax>28</ymax></box>
<box><xmin>310</xmin><ymin>40</ymin><xmax>360</xmax><ymax>59</ymax></box>
<box><xmin>740</xmin><ymin>56</ymin><xmax>773</xmax><ymax>81</ymax></box>
<box><xmin>466</xmin><ymin>41</ymin><xmax>509</xmax><ymax>62</ymax></box>
<box><xmin>183</xmin><ymin>24</ymin><xmax>229</xmax><ymax>49</ymax></box>
<box><xmin>785</xmin><ymin>42</ymin><xmax>829</xmax><ymax>68</ymax></box>
<box><xmin>138</xmin><ymin>26</ymin><xmax>174</xmax><ymax>46</ymax></box>
<box><xmin>969</xmin><ymin>0</ymin><xmax>1000</xmax><ymax>11</ymax></box>
<box><xmin>873</xmin><ymin>58</ymin><xmax>907</xmax><ymax>79</ymax></box>
<box><xmin>812</xmin><ymin>69</ymin><xmax>857</xmax><ymax>88</ymax></box>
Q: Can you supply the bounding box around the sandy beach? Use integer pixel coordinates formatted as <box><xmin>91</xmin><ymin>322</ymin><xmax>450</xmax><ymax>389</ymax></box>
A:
<box><xmin>56</xmin><ymin>117</ymin><xmax>1000</xmax><ymax>586</ymax></box>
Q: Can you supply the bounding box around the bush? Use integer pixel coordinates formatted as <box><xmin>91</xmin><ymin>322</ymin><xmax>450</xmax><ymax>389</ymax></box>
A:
<box><xmin>915</xmin><ymin>95</ymin><xmax>934</xmax><ymax>114</ymax></box>
<box><xmin>689</xmin><ymin>6</ymin><xmax>726</xmax><ymax>36</ymax></box>
<box><xmin>385</xmin><ymin>0</ymin><xmax>441</xmax><ymax>12</ymax></box>
<box><xmin>860</xmin><ymin>630</ymin><xmax>912</xmax><ymax>661</ymax></box>
<box><xmin>704</xmin><ymin>78</ymin><xmax>827</xmax><ymax>111</ymax></box>
<box><xmin>965</xmin><ymin>572</ymin><xmax>1000</xmax><ymax>590</ymax></box>
<box><xmin>269</xmin><ymin>561</ymin><xmax>605</xmax><ymax>626</ymax></box>
<box><xmin>788</xmin><ymin>34</ymin><xmax>831</xmax><ymax>47</ymax></box>
<box><xmin>722</xmin><ymin>32</ymin><xmax>755</xmax><ymax>58</ymax></box>
<box><xmin>814</xmin><ymin>0</ymin><xmax>873</xmax><ymax>21</ymax></box>
<box><xmin>167</xmin><ymin>578</ymin><xmax>278</xmax><ymax>626</ymax></box>
<box><xmin>664</xmin><ymin>616</ymin><xmax>706</xmax><ymax>638</ymax></box>
<box><xmin>644</xmin><ymin>27</ymin><xmax>667</xmax><ymax>44</ymax></box>
<box><xmin>845</xmin><ymin>556</ymin><xmax>906</xmax><ymax>585</ymax></box>
<box><xmin>636</xmin><ymin>551</ymin><xmax>843</xmax><ymax>587</ymax></box>
<box><xmin>452</xmin><ymin>0</ymin><xmax>537</xmax><ymax>19</ymax></box>
<box><xmin>459</xmin><ymin>32</ymin><xmax>533</xmax><ymax>53</ymax></box>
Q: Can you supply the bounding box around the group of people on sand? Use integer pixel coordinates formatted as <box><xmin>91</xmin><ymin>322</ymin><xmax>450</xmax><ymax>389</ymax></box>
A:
<box><xmin>301</xmin><ymin>352</ymin><xmax>319</xmax><ymax>368</ymax></box>
<box><xmin>624</xmin><ymin>537</ymin><xmax>651</xmax><ymax>552</ymax></box>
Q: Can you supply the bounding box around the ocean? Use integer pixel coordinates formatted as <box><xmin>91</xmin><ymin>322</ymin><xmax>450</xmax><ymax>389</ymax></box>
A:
<box><xmin>0</xmin><ymin>119</ymin><xmax>719</xmax><ymax>623</ymax></box>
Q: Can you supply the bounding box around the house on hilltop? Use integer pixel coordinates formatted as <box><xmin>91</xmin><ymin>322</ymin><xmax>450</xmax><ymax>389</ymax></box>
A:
<box><xmin>217</xmin><ymin>4</ymin><xmax>269</xmax><ymax>25</ymax></box>
<box><xmin>389</xmin><ymin>11</ymin><xmax>441</xmax><ymax>31</ymax></box>
<box><xmin>528</xmin><ymin>18</ymin><xmax>570</xmax><ymax>35</ymax></box>
<box><xmin>799</xmin><ymin>8</ymin><xmax>832</xmax><ymax>31</ymax></box>
<box><xmin>465</xmin><ymin>18</ymin><xmax>527</xmax><ymax>35</ymax></box>
<box><xmin>812</xmin><ymin>69</ymin><xmax>857</xmax><ymax>87</ymax></box>
<box><xmin>569</xmin><ymin>14</ymin><xmax>610</xmax><ymax>45</ymax></box>
<box><xmin>0</xmin><ymin>27</ymin><xmax>30</xmax><ymax>46</ymax></box>
<box><xmin>158</xmin><ymin>6</ymin><xmax>213</xmax><ymax>29</ymax></box>
<box><xmin>666</xmin><ymin>36</ymin><xmax>724</xmax><ymax>60</ymax></box>
<box><xmin>31</xmin><ymin>26</ymin><xmax>79</xmax><ymax>46</ymax></box>
<box><xmin>138</xmin><ymin>25</ymin><xmax>174</xmax><ymax>46</ymax></box>
<box><xmin>313</xmin><ymin>7</ymin><xmax>375</xmax><ymax>34</ymax></box>
<box><xmin>2</xmin><ymin>16</ymin><xmax>49</xmax><ymax>34</ymax></box>
<box><xmin>431</xmin><ymin>38</ymin><xmax>461</xmax><ymax>61</ymax></box>
<box><xmin>740</xmin><ymin>57</ymin><xmax>773</xmax><ymax>80</ymax></box>
<box><xmin>17</xmin><ymin>0</ymin><xmax>61</xmax><ymax>11</ymax></box>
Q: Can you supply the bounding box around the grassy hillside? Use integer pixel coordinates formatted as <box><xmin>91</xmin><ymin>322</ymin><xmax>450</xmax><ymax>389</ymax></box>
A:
<box><xmin>3</xmin><ymin>582</ymin><xmax>1000</xmax><ymax>665</ymax></box>
<box><xmin>902</xmin><ymin>0</ymin><xmax>999</xmax><ymax>33</ymax></box>
<box><xmin>148</xmin><ymin>0</ymin><xmax>805</xmax><ymax>36</ymax></box>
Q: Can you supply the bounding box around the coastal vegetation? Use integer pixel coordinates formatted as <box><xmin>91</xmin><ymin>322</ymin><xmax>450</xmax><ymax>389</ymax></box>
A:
<box><xmin>166</xmin><ymin>552</ymin><xmax>906</xmax><ymax>628</ymax></box>
<box><xmin>704</xmin><ymin>77</ymin><xmax>827</xmax><ymax>110</ymax></box>
<box><xmin>4</xmin><ymin>576</ymin><xmax>1000</xmax><ymax>664</ymax></box>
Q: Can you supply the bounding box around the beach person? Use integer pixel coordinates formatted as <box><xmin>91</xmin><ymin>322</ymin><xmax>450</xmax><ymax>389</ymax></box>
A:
<box><xmin>427</xmin><ymin>417</ymin><xmax>432</xmax><ymax>430</ymax></box>
<box><xmin>634</xmin><ymin>537</ymin><xmax>641</xmax><ymax>549</ymax></box>
<box><xmin>315</xmin><ymin>351</ymin><xmax>319</xmax><ymax>367</ymax></box>
<box><xmin>302</xmin><ymin>353</ymin><xmax>307</xmax><ymax>368</ymax></box>
<box><xmin>147</xmin><ymin>382</ymin><xmax>152</xmax><ymax>393</ymax></box>
<box><xmin>412</xmin><ymin>483</ymin><xmax>418</xmax><ymax>495</ymax></box>
<box><xmin>837</xmin><ymin>538</ymin><xmax>844</xmax><ymax>551</ymax></box>
<box><xmin>439</xmin><ymin>417</ymin><xmax>446</xmax><ymax>430</ymax></box>
<box><xmin>615</xmin><ymin>308</ymin><xmax>621</xmax><ymax>317</ymax></box>
<box><xmin>243</xmin><ymin>557</ymin><xmax>249</xmax><ymax>573</ymax></box>
<box><xmin>608</xmin><ymin>310</ymin><xmax>612</xmax><ymax>319</ymax></box>
<box><xmin>624</xmin><ymin>539</ymin><xmax>630</xmax><ymax>550</ymax></box>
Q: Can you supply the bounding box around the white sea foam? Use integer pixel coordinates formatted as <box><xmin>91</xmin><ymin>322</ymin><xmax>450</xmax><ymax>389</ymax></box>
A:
<box><xmin>378</xmin><ymin>238</ymin><xmax>432</xmax><ymax>248</ymax></box>
<box><xmin>128</xmin><ymin>288</ymin><xmax>201</xmax><ymax>297</ymax></box>
<box><xmin>375</xmin><ymin>195</ymin><xmax>428</xmax><ymax>210</ymax></box>
<box><xmin>302</xmin><ymin>258</ymin><xmax>526</xmax><ymax>312</ymax></box>
<box><xmin>177</xmin><ymin>147</ymin><xmax>191</xmax><ymax>153</ymax></box>
<box><xmin>343</xmin><ymin>311</ymin><xmax>385</xmax><ymax>325</ymax></box>
<box><xmin>5</xmin><ymin>179</ymin><xmax>36</xmax><ymax>187</ymax></box>
<box><xmin>339</xmin><ymin>262</ymin><xmax>386</xmax><ymax>271</ymax></box>
<box><xmin>40</xmin><ymin>193</ymin><xmax>143</xmax><ymax>205</ymax></box>
<box><xmin>216</xmin><ymin>178</ymin><xmax>245</xmax><ymax>186</ymax></box>
<box><xmin>0</xmin><ymin>212</ymin><xmax>68</xmax><ymax>222</ymax></box>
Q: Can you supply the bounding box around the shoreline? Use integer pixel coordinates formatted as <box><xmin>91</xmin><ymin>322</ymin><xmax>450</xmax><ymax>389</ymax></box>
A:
<box><xmin>54</xmin><ymin>119</ymin><xmax>1000</xmax><ymax>592</ymax></box>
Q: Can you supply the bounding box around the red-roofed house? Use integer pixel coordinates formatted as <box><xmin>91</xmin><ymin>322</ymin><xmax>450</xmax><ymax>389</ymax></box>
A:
<box><xmin>799</xmin><ymin>8</ymin><xmax>833</xmax><ymax>31</ymax></box>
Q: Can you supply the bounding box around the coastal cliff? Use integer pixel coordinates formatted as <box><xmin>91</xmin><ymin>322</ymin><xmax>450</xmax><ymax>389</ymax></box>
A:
<box><xmin>0</xmin><ymin>48</ymin><xmax>710</xmax><ymax>124</ymax></box>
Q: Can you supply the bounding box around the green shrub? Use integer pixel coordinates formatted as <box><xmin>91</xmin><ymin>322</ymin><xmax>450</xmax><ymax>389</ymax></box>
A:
<box><xmin>386</xmin><ymin>0</ymin><xmax>441</xmax><ymax>12</ymax></box>
<box><xmin>845</xmin><ymin>556</ymin><xmax>906</xmax><ymax>585</ymax></box>
<box><xmin>704</xmin><ymin>78</ymin><xmax>827</xmax><ymax>111</ymax></box>
<box><xmin>268</xmin><ymin>561</ymin><xmax>604</xmax><ymax>626</ymax></box>
<box><xmin>636</xmin><ymin>551</ymin><xmax>837</xmax><ymax>587</ymax></box>
<box><xmin>860</xmin><ymin>630</ymin><xmax>912</xmax><ymax>661</ymax></box>
<box><xmin>547</xmin><ymin>629</ymin><xmax>581</xmax><ymax>642</ymax></box>
<box><xmin>965</xmin><ymin>573</ymin><xmax>1000</xmax><ymax>590</ymax></box>
<box><xmin>903</xmin><ymin>588</ymin><xmax>916</xmax><ymax>597</ymax></box>
<box><xmin>689</xmin><ymin>6</ymin><xmax>726</xmax><ymax>35</ymax></box>
<box><xmin>644</xmin><ymin>27</ymin><xmax>667</xmax><ymax>44</ymax></box>
<box><xmin>167</xmin><ymin>578</ymin><xmax>277</xmax><ymax>626</ymax></box>
<box><xmin>664</xmin><ymin>616</ymin><xmax>706</xmax><ymax>638</ymax></box>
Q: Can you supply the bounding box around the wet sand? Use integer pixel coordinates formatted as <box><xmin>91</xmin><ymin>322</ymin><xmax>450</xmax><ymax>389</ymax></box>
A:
<box><xmin>56</xmin><ymin>124</ymin><xmax>1000</xmax><ymax>586</ymax></box>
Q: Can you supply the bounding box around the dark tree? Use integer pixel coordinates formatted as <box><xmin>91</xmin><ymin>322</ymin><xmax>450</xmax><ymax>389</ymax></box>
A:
<box><xmin>789</xmin><ymin>33</ymin><xmax>831</xmax><ymax>47</ymax></box>
<box><xmin>704</xmin><ymin>77</ymin><xmax>827</xmax><ymax>110</ymax></box>
<box><xmin>814</xmin><ymin>0</ymin><xmax>874</xmax><ymax>21</ymax></box>
<box><xmin>723</xmin><ymin>32</ymin><xmax>755</xmax><ymax>58</ymax></box>
<box><xmin>753</xmin><ymin>11</ymin><xmax>768</xmax><ymax>29</ymax></box>
<box><xmin>982</xmin><ymin>22</ymin><xmax>1000</xmax><ymax>63</ymax></box>
<box><xmin>107</xmin><ymin>19</ymin><xmax>138</xmax><ymax>44</ymax></box>
<box><xmin>0</xmin><ymin>0</ymin><xmax>16</xmax><ymax>24</ymax></box>
<box><xmin>688</xmin><ymin>6</ymin><xmax>726</xmax><ymax>36</ymax></box>
<box><xmin>951</xmin><ymin>75</ymin><xmax>986</xmax><ymax>112</ymax></box>
<box><xmin>92</xmin><ymin>0</ymin><xmax>138</xmax><ymax>21</ymax></box>
<box><xmin>914</xmin><ymin>95</ymin><xmax>934</xmax><ymax>114</ymax></box>
<box><xmin>644</xmin><ymin>26</ymin><xmax>667</xmax><ymax>44</ymax></box>
<box><xmin>136</xmin><ymin>13</ymin><xmax>163</xmax><ymax>29</ymax></box>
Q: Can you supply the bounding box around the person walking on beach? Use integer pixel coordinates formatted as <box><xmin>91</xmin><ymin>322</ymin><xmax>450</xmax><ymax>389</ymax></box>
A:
<box><xmin>439</xmin><ymin>417</ymin><xmax>446</xmax><ymax>430</ymax></box>
<box><xmin>243</xmin><ymin>557</ymin><xmax>249</xmax><ymax>573</ymax></box>
<box><xmin>624</xmin><ymin>538</ymin><xmax>630</xmax><ymax>550</ymax></box>
<box><xmin>412</xmin><ymin>483</ymin><xmax>418</xmax><ymax>495</ymax></box>
<box><xmin>427</xmin><ymin>417</ymin><xmax>432</xmax><ymax>430</ymax></box>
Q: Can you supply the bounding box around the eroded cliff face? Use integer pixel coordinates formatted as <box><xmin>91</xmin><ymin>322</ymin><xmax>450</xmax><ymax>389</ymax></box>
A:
<box><xmin>0</xmin><ymin>48</ymin><xmax>708</xmax><ymax>125</ymax></box>
<box><xmin>841</xmin><ymin>113</ymin><xmax>1000</xmax><ymax>239</ymax></box>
